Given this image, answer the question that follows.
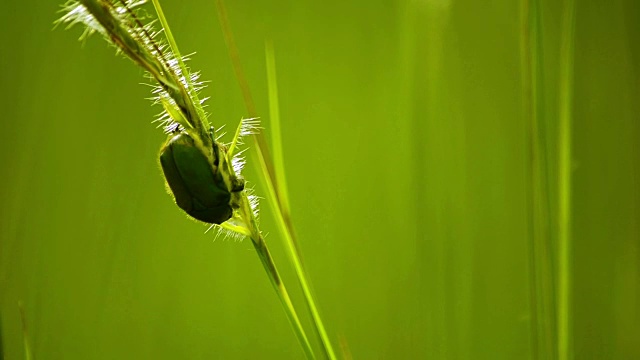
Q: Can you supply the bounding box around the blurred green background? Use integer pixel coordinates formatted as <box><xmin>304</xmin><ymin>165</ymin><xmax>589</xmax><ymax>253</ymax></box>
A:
<box><xmin>1</xmin><ymin>0</ymin><xmax>638</xmax><ymax>359</ymax></box>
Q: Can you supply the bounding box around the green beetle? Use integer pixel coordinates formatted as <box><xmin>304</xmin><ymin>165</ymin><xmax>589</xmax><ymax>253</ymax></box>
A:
<box><xmin>159</xmin><ymin>130</ymin><xmax>244</xmax><ymax>224</ymax></box>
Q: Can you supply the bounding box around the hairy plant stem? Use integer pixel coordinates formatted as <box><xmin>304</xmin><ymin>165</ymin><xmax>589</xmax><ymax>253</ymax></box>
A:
<box><xmin>150</xmin><ymin>0</ymin><xmax>208</xmax><ymax>128</ymax></box>
<box><xmin>76</xmin><ymin>0</ymin><xmax>207</xmax><ymax>141</ymax></box>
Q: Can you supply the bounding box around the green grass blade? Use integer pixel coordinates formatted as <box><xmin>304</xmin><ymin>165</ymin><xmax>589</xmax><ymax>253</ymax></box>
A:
<box><xmin>558</xmin><ymin>0</ymin><xmax>576</xmax><ymax>358</ymax></box>
<box><xmin>214</xmin><ymin>2</ymin><xmax>338</xmax><ymax>357</ymax></box>
<box><xmin>266</xmin><ymin>42</ymin><xmax>338</xmax><ymax>360</ymax></box>
<box><xmin>252</xmin><ymin>234</ymin><xmax>316</xmax><ymax>360</ymax></box>
<box><xmin>265</xmin><ymin>41</ymin><xmax>291</xmax><ymax>217</ymax></box>
<box><xmin>202</xmin><ymin>8</ymin><xmax>318</xmax><ymax>351</ymax></box>
<box><xmin>236</xmin><ymin>194</ymin><xmax>316</xmax><ymax>360</ymax></box>
<box><xmin>214</xmin><ymin>0</ymin><xmax>277</xmax><ymax>186</ymax></box>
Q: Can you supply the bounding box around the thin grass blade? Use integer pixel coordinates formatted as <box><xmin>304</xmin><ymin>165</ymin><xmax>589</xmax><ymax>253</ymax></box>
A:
<box><xmin>266</xmin><ymin>42</ymin><xmax>338</xmax><ymax>360</ymax></box>
<box><xmin>213</xmin><ymin>1</ymin><xmax>338</xmax><ymax>358</ymax></box>
<box><xmin>558</xmin><ymin>0</ymin><xmax>576</xmax><ymax>358</ymax></box>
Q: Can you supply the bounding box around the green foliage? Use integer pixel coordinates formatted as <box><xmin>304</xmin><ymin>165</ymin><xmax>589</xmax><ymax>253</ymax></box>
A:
<box><xmin>0</xmin><ymin>0</ymin><xmax>638</xmax><ymax>359</ymax></box>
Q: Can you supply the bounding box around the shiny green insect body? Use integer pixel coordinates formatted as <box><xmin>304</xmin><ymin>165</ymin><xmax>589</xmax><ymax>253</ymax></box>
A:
<box><xmin>159</xmin><ymin>130</ymin><xmax>244</xmax><ymax>224</ymax></box>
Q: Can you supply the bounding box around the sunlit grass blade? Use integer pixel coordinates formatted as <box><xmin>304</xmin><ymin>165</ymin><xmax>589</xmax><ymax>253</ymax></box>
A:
<box><xmin>235</xmin><ymin>194</ymin><xmax>316</xmax><ymax>360</ymax></box>
<box><xmin>221</xmin><ymin>119</ymin><xmax>317</xmax><ymax>359</ymax></box>
<box><xmin>266</xmin><ymin>42</ymin><xmax>338</xmax><ymax>360</ymax></box>
<box><xmin>265</xmin><ymin>41</ymin><xmax>291</xmax><ymax>219</ymax></box>
<box><xmin>214</xmin><ymin>1</ymin><xmax>338</xmax><ymax>358</ymax></box>
<box><xmin>214</xmin><ymin>0</ymin><xmax>276</xmax><ymax>186</ymax></box>
<box><xmin>252</xmin><ymin>235</ymin><xmax>316</xmax><ymax>360</ymax></box>
<box><xmin>558</xmin><ymin>0</ymin><xmax>576</xmax><ymax>358</ymax></box>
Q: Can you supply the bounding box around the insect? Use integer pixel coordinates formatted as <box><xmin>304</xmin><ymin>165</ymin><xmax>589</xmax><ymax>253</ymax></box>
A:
<box><xmin>159</xmin><ymin>128</ymin><xmax>244</xmax><ymax>224</ymax></box>
<box><xmin>58</xmin><ymin>0</ymin><xmax>248</xmax><ymax>225</ymax></box>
